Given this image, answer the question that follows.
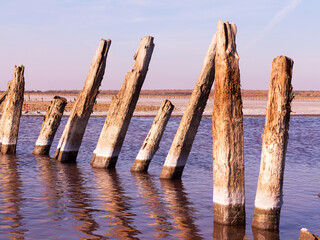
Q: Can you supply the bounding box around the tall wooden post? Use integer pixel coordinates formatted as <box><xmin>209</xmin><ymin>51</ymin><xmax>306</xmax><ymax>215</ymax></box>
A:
<box><xmin>212</xmin><ymin>20</ymin><xmax>245</xmax><ymax>225</ymax></box>
<box><xmin>159</xmin><ymin>33</ymin><xmax>217</xmax><ymax>179</ymax></box>
<box><xmin>33</xmin><ymin>96</ymin><xmax>67</xmax><ymax>155</ymax></box>
<box><xmin>131</xmin><ymin>100</ymin><xmax>174</xmax><ymax>172</ymax></box>
<box><xmin>91</xmin><ymin>36</ymin><xmax>155</xmax><ymax>168</ymax></box>
<box><xmin>54</xmin><ymin>39</ymin><xmax>111</xmax><ymax>163</ymax></box>
<box><xmin>252</xmin><ymin>56</ymin><xmax>294</xmax><ymax>230</ymax></box>
<box><xmin>0</xmin><ymin>66</ymin><xmax>25</xmax><ymax>154</ymax></box>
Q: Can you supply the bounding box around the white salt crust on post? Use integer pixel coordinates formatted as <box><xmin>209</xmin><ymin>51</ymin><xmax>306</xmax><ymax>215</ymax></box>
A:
<box><xmin>136</xmin><ymin>149</ymin><xmax>153</xmax><ymax>161</ymax></box>
<box><xmin>35</xmin><ymin>138</ymin><xmax>53</xmax><ymax>146</ymax></box>
<box><xmin>213</xmin><ymin>188</ymin><xmax>245</xmax><ymax>206</ymax></box>
<box><xmin>254</xmin><ymin>193</ymin><xmax>283</xmax><ymax>210</ymax></box>
<box><xmin>163</xmin><ymin>153</ymin><xmax>187</xmax><ymax>167</ymax></box>
<box><xmin>1</xmin><ymin>137</ymin><xmax>17</xmax><ymax>145</ymax></box>
<box><xmin>93</xmin><ymin>146</ymin><xmax>120</xmax><ymax>158</ymax></box>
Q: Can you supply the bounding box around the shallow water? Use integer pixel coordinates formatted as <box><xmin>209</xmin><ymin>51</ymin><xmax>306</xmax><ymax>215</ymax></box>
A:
<box><xmin>0</xmin><ymin>116</ymin><xmax>319</xmax><ymax>239</ymax></box>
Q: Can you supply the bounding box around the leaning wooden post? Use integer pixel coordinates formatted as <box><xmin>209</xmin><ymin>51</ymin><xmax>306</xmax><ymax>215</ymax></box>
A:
<box><xmin>91</xmin><ymin>36</ymin><xmax>155</xmax><ymax>168</ymax></box>
<box><xmin>252</xmin><ymin>56</ymin><xmax>294</xmax><ymax>230</ymax></box>
<box><xmin>33</xmin><ymin>96</ymin><xmax>67</xmax><ymax>155</ymax></box>
<box><xmin>0</xmin><ymin>83</ymin><xmax>11</xmax><ymax>148</ymax></box>
<box><xmin>0</xmin><ymin>66</ymin><xmax>25</xmax><ymax>154</ymax></box>
<box><xmin>131</xmin><ymin>99</ymin><xmax>174</xmax><ymax>172</ymax></box>
<box><xmin>54</xmin><ymin>39</ymin><xmax>111</xmax><ymax>163</ymax></box>
<box><xmin>159</xmin><ymin>33</ymin><xmax>217</xmax><ymax>179</ymax></box>
<box><xmin>212</xmin><ymin>20</ymin><xmax>245</xmax><ymax>225</ymax></box>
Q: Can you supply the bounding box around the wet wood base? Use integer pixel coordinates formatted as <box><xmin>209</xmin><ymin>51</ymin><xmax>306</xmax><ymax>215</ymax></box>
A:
<box><xmin>213</xmin><ymin>222</ymin><xmax>245</xmax><ymax>240</ymax></box>
<box><xmin>33</xmin><ymin>145</ymin><xmax>51</xmax><ymax>155</ymax></box>
<box><xmin>91</xmin><ymin>154</ymin><xmax>118</xmax><ymax>168</ymax></box>
<box><xmin>213</xmin><ymin>203</ymin><xmax>245</xmax><ymax>225</ymax></box>
<box><xmin>130</xmin><ymin>159</ymin><xmax>151</xmax><ymax>172</ymax></box>
<box><xmin>1</xmin><ymin>144</ymin><xmax>16</xmax><ymax>154</ymax></box>
<box><xmin>160</xmin><ymin>165</ymin><xmax>185</xmax><ymax>179</ymax></box>
<box><xmin>252</xmin><ymin>207</ymin><xmax>280</xmax><ymax>230</ymax></box>
<box><xmin>54</xmin><ymin>150</ymin><xmax>78</xmax><ymax>163</ymax></box>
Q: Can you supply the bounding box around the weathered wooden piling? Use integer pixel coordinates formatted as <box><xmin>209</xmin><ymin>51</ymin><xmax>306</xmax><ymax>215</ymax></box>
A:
<box><xmin>0</xmin><ymin>90</ymin><xmax>8</xmax><ymax>105</ymax></box>
<box><xmin>159</xmin><ymin>33</ymin><xmax>217</xmax><ymax>180</ymax></box>
<box><xmin>54</xmin><ymin>39</ymin><xmax>111</xmax><ymax>163</ymax></box>
<box><xmin>33</xmin><ymin>96</ymin><xmax>67</xmax><ymax>155</ymax></box>
<box><xmin>131</xmin><ymin>100</ymin><xmax>174</xmax><ymax>172</ymax></box>
<box><xmin>0</xmin><ymin>66</ymin><xmax>25</xmax><ymax>154</ymax></box>
<box><xmin>212</xmin><ymin>20</ymin><xmax>245</xmax><ymax>225</ymax></box>
<box><xmin>299</xmin><ymin>228</ymin><xmax>319</xmax><ymax>240</ymax></box>
<box><xmin>252</xmin><ymin>56</ymin><xmax>294</xmax><ymax>230</ymax></box>
<box><xmin>91</xmin><ymin>36</ymin><xmax>155</xmax><ymax>168</ymax></box>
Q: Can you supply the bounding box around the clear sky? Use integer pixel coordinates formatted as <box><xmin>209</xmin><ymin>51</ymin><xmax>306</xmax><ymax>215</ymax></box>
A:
<box><xmin>0</xmin><ymin>0</ymin><xmax>319</xmax><ymax>91</ymax></box>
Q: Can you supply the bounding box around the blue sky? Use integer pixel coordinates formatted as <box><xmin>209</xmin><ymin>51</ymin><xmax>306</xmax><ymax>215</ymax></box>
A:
<box><xmin>0</xmin><ymin>0</ymin><xmax>319</xmax><ymax>90</ymax></box>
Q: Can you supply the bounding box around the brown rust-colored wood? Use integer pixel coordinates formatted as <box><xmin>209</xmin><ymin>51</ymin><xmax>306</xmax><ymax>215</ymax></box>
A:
<box><xmin>54</xmin><ymin>39</ymin><xmax>111</xmax><ymax>163</ymax></box>
<box><xmin>212</xmin><ymin>20</ymin><xmax>245</xmax><ymax>225</ymax></box>
<box><xmin>0</xmin><ymin>90</ymin><xmax>8</xmax><ymax>105</ymax></box>
<box><xmin>33</xmin><ymin>96</ymin><xmax>67</xmax><ymax>155</ymax></box>
<box><xmin>0</xmin><ymin>66</ymin><xmax>25</xmax><ymax>154</ymax></box>
<box><xmin>91</xmin><ymin>36</ymin><xmax>155</xmax><ymax>168</ymax></box>
<box><xmin>252</xmin><ymin>56</ymin><xmax>294</xmax><ymax>231</ymax></box>
<box><xmin>160</xmin><ymin>32</ymin><xmax>217</xmax><ymax>179</ymax></box>
<box><xmin>131</xmin><ymin>99</ymin><xmax>174</xmax><ymax>172</ymax></box>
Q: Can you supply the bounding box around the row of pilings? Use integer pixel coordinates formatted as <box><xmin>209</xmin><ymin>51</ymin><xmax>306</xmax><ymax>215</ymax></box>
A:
<box><xmin>0</xmin><ymin>20</ymin><xmax>305</xmax><ymax>236</ymax></box>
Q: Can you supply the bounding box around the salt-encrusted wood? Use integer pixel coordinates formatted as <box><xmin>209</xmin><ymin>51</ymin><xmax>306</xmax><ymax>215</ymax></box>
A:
<box><xmin>54</xmin><ymin>39</ymin><xmax>111</xmax><ymax>163</ymax></box>
<box><xmin>91</xmin><ymin>36</ymin><xmax>155</xmax><ymax>168</ymax></box>
<box><xmin>131</xmin><ymin>100</ymin><xmax>174</xmax><ymax>172</ymax></box>
<box><xmin>212</xmin><ymin>20</ymin><xmax>245</xmax><ymax>225</ymax></box>
<box><xmin>33</xmin><ymin>96</ymin><xmax>67</xmax><ymax>155</ymax></box>
<box><xmin>159</xmin><ymin>32</ymin><xmax>217</xmax><ymax>179</ymax></box>
<box><xmin>0</xmin><ymin>66</ymin><xmax>25</xmax><ymax>154</ymax></box>
<box><xmin>252</xmin><ymin>56</ymin><xmax>294</xmax><ymax>230</ymax></box>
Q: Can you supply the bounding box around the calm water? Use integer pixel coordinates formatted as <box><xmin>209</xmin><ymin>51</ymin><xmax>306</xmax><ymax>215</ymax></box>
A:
<box><xmin>0</xmin><ymin>116</ymin><xmax>319</xmax><ymax>239</ymax></box>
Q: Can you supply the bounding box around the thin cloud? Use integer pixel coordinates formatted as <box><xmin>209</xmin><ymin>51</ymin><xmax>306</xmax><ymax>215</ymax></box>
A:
<box><xmin>245</xmin><ymin>0</ymin><xmax>303</xmax><ymax>50</ymax></box>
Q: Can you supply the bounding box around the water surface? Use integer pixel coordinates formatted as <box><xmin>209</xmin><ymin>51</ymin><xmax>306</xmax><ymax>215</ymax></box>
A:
<box><xmin>0</xmin><ymin>116</ymin><xmax>319</xmax><ymax>239</ymax></box>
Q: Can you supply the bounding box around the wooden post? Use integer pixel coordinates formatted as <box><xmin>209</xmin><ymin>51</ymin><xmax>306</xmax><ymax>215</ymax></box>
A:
<box><xmin>299</xmin><ymin>228</ymin><xmax>319</xmax><ymax>240</ymax></box>
<box><xmin>252</xmin><ymin>56</ymin><xmax>294</xmax><ymax>230</ymax></box>
<box><xmin>159</xmin><ymin>33</ymin><xmax>217</xmax><ymax>179</ymax></box>
<box><xmin>0</xmin><ymin>83</ymin><xmax>11</xmax><ymax>148</ymax></box>
<box><xmin>91</xmin><ymin>36</ymin><xmax>155</xmax><ymax>168</ymax></box>
<box><xmin>0</xmin><ymin>66</ymin><xmax>25</xmax><ymax>154</ymax></box>
<box><xmin>54</xmin><ymin>39</ymin><xmax>111</xmax><ymax>163</ymax></box>
<box><xmin>212</xmin><ymin>20</ymin><xmax>245</xmax><ymax>225</ymax></box>
<box><xmin>33</xmin><ymin>96</ymin><xmax>67</xmax><ymax>155</ymax></box>
<box><xmin>131</xmin><ymin>100</ymin><xmax>174</xmax><ymax>172</ymax></box>
<box><xmin>0</xmin><ymin>90</ymin><xmax>8</xmax><ymax>105</ymax></box>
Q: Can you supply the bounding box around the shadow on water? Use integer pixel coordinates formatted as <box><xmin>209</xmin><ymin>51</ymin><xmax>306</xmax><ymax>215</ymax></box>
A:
<box><xmin>93</xmin><ymin>168</ymin><xmax>140</xmax><ymax>239</ymax></box>
<box><xmin>0</xmin><ymin>154</ymin><xmax>27</xmax><ymax>239</ymax></box>
<box><xmin>131</xmin><ymin>172</ymin><xmax>173</xmax><ymax>238</ymax></box>
<box><xmin>160</xmin><ymin>179</ymin><xmax>203</xmax><ymax>240</ymax></box>
<box><xmin>35</xmin><ymin>155</ymin><xmax>102</xmax><ymax>239</ymax></box>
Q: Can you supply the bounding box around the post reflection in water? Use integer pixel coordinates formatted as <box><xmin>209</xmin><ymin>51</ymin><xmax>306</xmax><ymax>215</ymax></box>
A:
<box><xmin>252</xmin><ymin>227</ymin><xmax>280</xmax><ymax>240</ymax></box>
<box><xmin>213</xmin><ymin>222</ymin><xmax>245</xmax><ymax>240</ymax></box>
<box><xmin>0</xmin><ymin>155</ymin><xmax>27</xmax><ymax>239</ymax></box>
<box><xmin>160</xmin><ymin>179</ymin><xmax>202</xmax><ymax>240</ymax></box>
<box><xmin>93</xmin><ymin>168</ymin><xmax>140</xmax><ymax>239</ymax></box>
<box><xmin>35</xmin><ymin>156</ymin><xmax>102</xmax><ymax>239</ymax></box>
<box><xmin>131</xmin><ymin>172</ymin><xmax>172</xmax><ymax>238</ymax></box>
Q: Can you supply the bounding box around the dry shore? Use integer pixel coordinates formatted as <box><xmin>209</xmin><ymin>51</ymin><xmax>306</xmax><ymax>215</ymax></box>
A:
<box><xmin>1</xmin><ymin>90</ymin><xmax>320</xmax><ymax>117</ymax></box>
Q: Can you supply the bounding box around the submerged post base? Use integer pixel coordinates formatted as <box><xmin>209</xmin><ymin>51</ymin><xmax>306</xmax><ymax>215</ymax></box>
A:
<box><xmin>252</xmin><ymin>207</ymin><xmax>281</xmax><ymax>230</ymax></box>
<box><xmin>1</xmin><ymin>144</ymin><xmax>16</xmax><ymax>154</ymax></box>
<box><xmin>213</xmin><ymin>203</ymin><xmax>245</xmax><ymax>226</ymax></box>
<box><xmin>33</xmin><ymin>145</ymin><xmax>51</xmax><ymax>155</ymax></box>
<box><xmin>130</xmin><ymin>159</ymin><xmax>151</xmax><ymax>172</ymax></box>
<box><xmin>54</xmin><ymin>150</ymin><xmax>78</xmax><ymax>163</ymax></box>
<box><xmin>252</xmin><ymin>226</ymin><xmax>280</xmax><ymax>240</ymax></box>
<box><xmin>160</xmin><ymin>165</ymin><xmax>185</xmax><ymax>179</ymax></box>
<box><xmin>91</xmin><ymin>154</ymin><xmax>118</xmax><ymax>168</ymax></box>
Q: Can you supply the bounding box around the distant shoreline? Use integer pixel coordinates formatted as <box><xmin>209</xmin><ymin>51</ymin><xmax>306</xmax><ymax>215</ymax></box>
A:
<box><xmin>1</xmin><ymin>90</ymin><xmax>320</xmax><ymax>117</ymax></box>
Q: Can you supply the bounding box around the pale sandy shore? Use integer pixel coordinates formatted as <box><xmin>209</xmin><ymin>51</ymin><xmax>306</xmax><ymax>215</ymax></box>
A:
<box><xmin>20</xmin><ymin>94</ymin><xmax>320</xmax><ymax>117</ymax></box>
